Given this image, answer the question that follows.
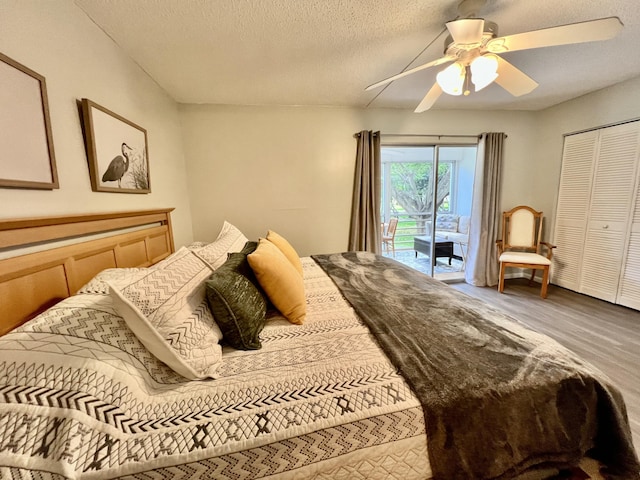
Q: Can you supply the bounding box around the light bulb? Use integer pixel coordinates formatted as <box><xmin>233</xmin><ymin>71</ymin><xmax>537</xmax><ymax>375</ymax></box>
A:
<box><xmin>470</xmin><ymin>54</ymin><xmax>499</xmax><ymax>92</ymax></box>
<box><xmin>436</xmin><ymin>62</ymin><xmax>465</xmax><ymax>96</ymax></box>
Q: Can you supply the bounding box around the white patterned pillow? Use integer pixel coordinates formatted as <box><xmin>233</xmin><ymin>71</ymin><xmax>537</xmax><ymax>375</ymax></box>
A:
<box><xmin>436</xmin><ymin>214</ymin><xmax>459</xmax><ymax>232</ymax></box>
<box><xmin>77</xmin><ymin>247</ymin><xmax>199</xmax><ymax>296</ymax></box>
<box><xmin>193</xmin><ymin>221</ymin><xmax>249</xmax><ymax>270</ymax></box>
<box><xmin>186</xmin><ymin>241</ymin><xmax>208</xmax><ymax>250</ymax></box>
<box><xmin>77</xmin><ymin>268</ymin><xmax>146</xmax><ymax>295</ymax></box>
<box><xmin>108</xmin><ymin>247</ymin><xmax>223</xmax><ymax>380</ymax></box>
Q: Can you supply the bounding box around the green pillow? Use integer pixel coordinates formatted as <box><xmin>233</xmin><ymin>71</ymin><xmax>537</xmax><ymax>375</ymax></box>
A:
<box><xmin>206</xmin><ymin>243</ymin><xmax>267</xmax><ymax>350</ymax></box>
<box><xmin>239</xmin><ymin>240</ymin><xmax>258</xmax><ymax>255</ymax></box>
<box><xmin>233</xmin><ymin>241</ymin><xmax>271</xmax><ymax>307</ymax></box>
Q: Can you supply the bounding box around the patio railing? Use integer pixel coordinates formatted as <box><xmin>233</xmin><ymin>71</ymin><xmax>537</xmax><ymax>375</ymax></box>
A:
<box><xmin>382</xmin><ymin>212</ymin><xmax>431</xmax><ymax>251</ymax></box>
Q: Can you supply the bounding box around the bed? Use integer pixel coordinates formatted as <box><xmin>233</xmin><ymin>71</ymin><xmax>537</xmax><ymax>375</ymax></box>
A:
<box><xmin>0</xmin><ymin>209</ymin><xmax>638</xmax><ymax>480</ymax></box>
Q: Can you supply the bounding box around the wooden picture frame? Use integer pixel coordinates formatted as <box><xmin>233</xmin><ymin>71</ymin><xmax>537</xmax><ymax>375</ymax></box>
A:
<box><xmin>81</xmin><ymin>98</ymin><xmax>151</xmax><ymax>194</ymax></box>
<box><xmin>0</xmin><ymin>52</ymin><xmax>58</xmax><ymax>190</ymax></box>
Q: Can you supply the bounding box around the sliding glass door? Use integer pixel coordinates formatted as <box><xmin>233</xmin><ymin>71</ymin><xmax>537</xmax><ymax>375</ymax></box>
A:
<box><xmin>381</xmin><ymin>145</ymin><xmax>477</xmax><ymax>280</ymax></box>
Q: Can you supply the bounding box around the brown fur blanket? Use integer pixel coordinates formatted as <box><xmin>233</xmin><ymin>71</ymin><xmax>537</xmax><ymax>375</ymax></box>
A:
<box><xmin>313</xmin><ymin>252</ymin><xmax>639</xmax><ymax>480</ymax></box>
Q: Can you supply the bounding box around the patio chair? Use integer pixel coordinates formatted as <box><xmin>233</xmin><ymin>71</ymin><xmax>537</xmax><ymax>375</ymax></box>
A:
<box><xmin>382</xmin><ymin>218</ymin><xmax>398</xmax><ymax>257</ymax></box>
<box><xmin>496</xmin><ymin>205</ymin><xmax>556</xmax><ymax>298</ymax></box>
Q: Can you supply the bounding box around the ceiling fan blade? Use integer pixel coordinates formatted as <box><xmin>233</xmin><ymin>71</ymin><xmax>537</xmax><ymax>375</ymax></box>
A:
<box><xmin>487</xmin><ymin>17</ymin><xmax>623</xmax><ymax>53</ymax></box>
<box><xmin>365</xmin><ymin>56</ymin><xmax>455</xmax><ymax>91</ymax></box>
<box><xmin>494</xmin><ymin>56</ymin><xmax>538</xmax><ymax>97</ymax></box>
<box><xmin>415</xmin><ymin>83</ymin><xmax>443</xmax><ymax>113</ymax></box>
<box><xmin>446</xmin><ymin>18</ymin><xmax>485</xmax><ymax>45</ymax></box>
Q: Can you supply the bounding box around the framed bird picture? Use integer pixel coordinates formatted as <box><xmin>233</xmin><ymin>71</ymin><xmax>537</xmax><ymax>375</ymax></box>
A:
<box><xmin>81</xmin><ymin>98</ymin><xmax>150</xmax><ymax>193</ymax></box>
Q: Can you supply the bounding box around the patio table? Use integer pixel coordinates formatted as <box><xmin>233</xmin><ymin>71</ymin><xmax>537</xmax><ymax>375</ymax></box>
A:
<box><xmin>413</xmin><ymin>235</ymin><xmax>455</xmax><ymax>266</ymax></box>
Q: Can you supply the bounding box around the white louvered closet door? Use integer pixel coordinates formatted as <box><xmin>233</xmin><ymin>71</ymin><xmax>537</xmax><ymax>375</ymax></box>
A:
<box><xmin>617</xmin><ymin>164</ymin><xmax>640</xmax><ymax>309</ymax></box>
<box><xmin>579</xmin><ymin>122</ymin><xmax>640</xmax><ymax>302</ymax></box>
<box><xmin>552</xmin><ymin>131</ymin><xmax>598</xmax><ymax>290</ymax></box>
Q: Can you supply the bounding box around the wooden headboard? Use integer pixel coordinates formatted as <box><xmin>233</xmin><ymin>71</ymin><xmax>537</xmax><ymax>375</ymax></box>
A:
<box><xmin>0</xmin><ymin>208</ymin><xmax>175</xmax><ymax>336</ymax></box>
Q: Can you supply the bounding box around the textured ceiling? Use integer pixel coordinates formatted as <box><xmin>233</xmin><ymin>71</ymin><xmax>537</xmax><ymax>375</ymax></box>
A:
<box><xmin>74</xmin><ymin>0</ymin><xmax>640</xmax><ymax>111</ymax></box>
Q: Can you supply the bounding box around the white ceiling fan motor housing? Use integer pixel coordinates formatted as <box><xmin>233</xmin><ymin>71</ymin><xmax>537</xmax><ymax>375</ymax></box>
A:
<box><xmin>443</xmin><ymin>20</ymin><xmax>498</xmax><ymax>54</ymax></box>
<box><xmin>456</xmin><ymin>0</ymin><xmax>488</xmax><ymax>18</ymax></box>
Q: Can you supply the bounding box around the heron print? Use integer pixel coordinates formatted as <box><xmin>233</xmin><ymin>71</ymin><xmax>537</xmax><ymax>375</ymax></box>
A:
<box><xmin>101</xmin><ymin>143</ymin><xmax>148</xmax><ymax>189</ymax></box>
<box><xmin>82</xmin><ymin>99</ymin><xmax>150</xmax><ymax>193</ymax></box>
<box><xmin>102</xmin><ymin>143</ymin><xmax>132</xmax><ymax>187</ymax></box>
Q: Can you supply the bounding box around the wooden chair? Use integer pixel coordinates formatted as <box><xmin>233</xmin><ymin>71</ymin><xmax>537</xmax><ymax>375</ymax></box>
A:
<box><xmin>382</xmin><ymin>217</ymin><xmax>399</xmax><ymax>257</ymax></box>
<box><xmin>496</xmin><ymin>206</ymin><xmax>556</xmax><ymax>298</ymax></box>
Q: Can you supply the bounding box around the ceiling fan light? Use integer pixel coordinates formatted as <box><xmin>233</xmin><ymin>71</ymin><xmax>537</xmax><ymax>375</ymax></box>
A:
<box><xmin>436</xmin><ymin>62</ymin><xmax>465</xmax><ymax>96</ymax></box>
<box><xmin>470</xmin><ymin>54</ymin><xmax>499</xmax><ymax>91</ymax></box>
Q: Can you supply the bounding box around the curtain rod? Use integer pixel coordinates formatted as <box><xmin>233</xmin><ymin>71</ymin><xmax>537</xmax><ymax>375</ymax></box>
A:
<box><xmin>353</xmin><ymin>132</ymin><xmax>507</xmax><ymax>139</ymax></box>
<box><xmin>353</xmin><ymin>132</ymin><xmax>481</xmax><ymax>139</ymax></box>
<box><xmin>381</xmin><ymin>133</ymin><xmax>481</xmax><ymax>139</ymax></box>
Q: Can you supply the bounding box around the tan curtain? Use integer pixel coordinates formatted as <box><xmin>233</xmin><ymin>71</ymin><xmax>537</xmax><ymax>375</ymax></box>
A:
<box><xmin>348</xmin><ymin>130</ymin><xmax>381</xmax><ymax>254</ymax></box>
<box><xmin>465</xmin><ymin>132</ymin><xmax>505</xmax><ymax>286</ymax></box>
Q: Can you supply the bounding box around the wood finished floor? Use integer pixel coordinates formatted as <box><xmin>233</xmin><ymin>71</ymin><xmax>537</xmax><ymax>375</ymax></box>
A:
<box><xmin>451</xmin><ymin>278</ymin><xmax>640</xmax><ymax>458</ymax></box>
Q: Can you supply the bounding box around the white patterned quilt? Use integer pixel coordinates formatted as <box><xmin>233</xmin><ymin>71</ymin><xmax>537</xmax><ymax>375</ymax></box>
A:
<box><xmin>0</xmin><ymin>258</ymin><xmax>430</xmax><ymax>479</ymax></box>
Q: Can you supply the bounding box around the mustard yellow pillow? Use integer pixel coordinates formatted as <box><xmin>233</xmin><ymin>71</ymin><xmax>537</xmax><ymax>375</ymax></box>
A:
<box><xmin>266</xmin><ymin>230</ymin><xmax>303</xmax><ymax>276</ymax></box>
<box><xmin>247</xmin><ymin>238</ymin><xmax>306</xmax><ymax>325</ymax></box>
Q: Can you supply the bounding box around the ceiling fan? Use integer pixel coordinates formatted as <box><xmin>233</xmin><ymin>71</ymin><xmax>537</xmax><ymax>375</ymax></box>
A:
<box><xmin>365</xmin><ymin>0</ymin><xmax>623</xmax><ymax>112</ymax></box>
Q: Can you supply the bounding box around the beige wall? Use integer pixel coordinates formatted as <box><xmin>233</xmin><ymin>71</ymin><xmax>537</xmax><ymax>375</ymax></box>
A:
<box><xmin>0</xmin><ymin>0</ymin><xmax>194</xmax><ymax>248</ymax></box>
<box><xmin>181</xmin><ymin>77</ymin><xmax>640</xmax><ymax>256</ymax></box>
<box><xmin>180</xmin><ymin>105</ymin><xmax>542</xmax><ymax>255</ymax></box>
<box><xmin>5</xmin><ymin>1</ymin><xmax>638</xmax><ymax>256</ymax></box>
<box><xmin>537</xmin><ymin>75</ymin><xmax>640</xmax><ymax>240</ymax></box>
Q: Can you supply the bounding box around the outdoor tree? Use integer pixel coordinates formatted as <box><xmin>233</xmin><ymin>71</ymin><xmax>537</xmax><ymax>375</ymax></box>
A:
<box><xmin>390</xmin><ymin>162</ymin><xmax>451</xmax><ymax>234</ymax></box>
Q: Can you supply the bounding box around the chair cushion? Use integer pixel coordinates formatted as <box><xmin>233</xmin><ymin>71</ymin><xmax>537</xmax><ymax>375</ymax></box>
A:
<box><xmin>437</xmin><ymin>231</ymin><xmax>468</xmax><ymax>245</ymax></box>
<box><xmin>499</xmin><ymin>251</ymin><xmax>551</xmax><ymax>266</ymax></box>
